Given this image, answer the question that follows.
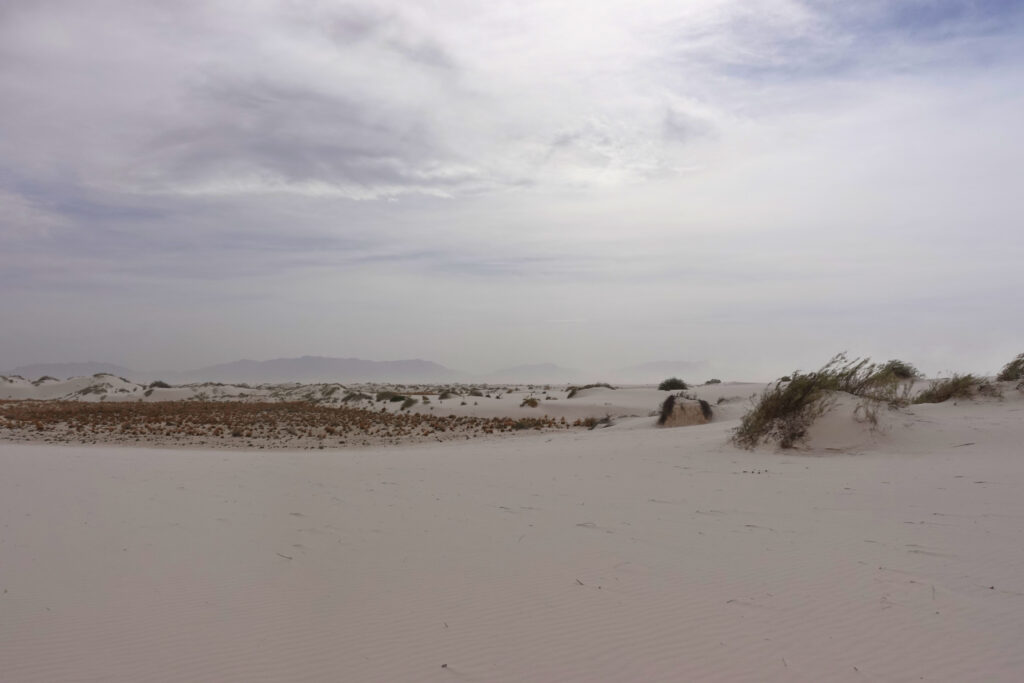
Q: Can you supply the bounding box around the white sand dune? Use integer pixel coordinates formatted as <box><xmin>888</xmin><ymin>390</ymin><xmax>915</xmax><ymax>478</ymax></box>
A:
<box><xmin>2</xmin><ymin>386</ymin><xmax>1023</xmax><ymax>681</ymax></box>
<box><xmin>0</xmin><ymin>374</ymin><xmax>762</xmax><ymax>427</ymax></box>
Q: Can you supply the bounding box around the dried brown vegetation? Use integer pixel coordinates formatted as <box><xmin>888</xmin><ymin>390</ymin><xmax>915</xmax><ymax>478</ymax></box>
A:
<box><xmin>0</xmin><ymin>400</ymin><xmax>568</xmax><ymax>449</ymax></box>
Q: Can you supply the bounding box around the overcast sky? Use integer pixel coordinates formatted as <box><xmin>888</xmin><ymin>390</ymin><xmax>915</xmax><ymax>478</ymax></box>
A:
<box><xmin>1</xmin><ymin>0</ymin><xmax>1022</xmax><ymax>379</ymax></box>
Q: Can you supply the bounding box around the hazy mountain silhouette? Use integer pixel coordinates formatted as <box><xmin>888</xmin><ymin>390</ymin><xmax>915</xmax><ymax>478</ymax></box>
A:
<box><xmin>173</xmin><ymin>356</ymin><xmax>463</xmax><ymax>384</ymax></box>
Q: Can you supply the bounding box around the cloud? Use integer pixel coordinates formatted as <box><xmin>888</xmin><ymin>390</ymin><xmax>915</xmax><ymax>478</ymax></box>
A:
<box><xmin>1</xmin><ymin>1</ymin><xmax>1022</xmax><ymax>374</ymax></box>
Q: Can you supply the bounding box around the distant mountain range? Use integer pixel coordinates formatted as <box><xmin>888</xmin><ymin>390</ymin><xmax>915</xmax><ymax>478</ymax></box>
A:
<box><xmin>170</xmin><ymin>356</ymin><xmax>463</xmax><ymax>384</ymax></box>
<box><xmin>4</xmin><ymin>356</ymin><xmax>711</xmax><ymax>385</ymax></box>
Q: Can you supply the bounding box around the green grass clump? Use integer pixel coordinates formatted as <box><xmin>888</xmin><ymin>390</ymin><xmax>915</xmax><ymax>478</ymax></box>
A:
<box><xmin>732</xmin><ymin>370</ymin><xmax>836</xmax><ymax>449</ymax></box>
<box><xmin>732</xmin><ymin>353</ymin><xmax>916</xmax><ymax>449</ymax></box>
<box><xmin>820</xmin><ymin>355</ymin><xmax>917</xmax><ymax>407</ymax></box>
<box><xmin>996</xmin><ymin>353</ymin><xmax>1024</xmax><ymax>381</ymax></box>
<box><xmin>913</xmin><ymin>374</ymin><xmax>998</xmax><ymax>404</ymax></box>
<box><xmin>657</xmin><ymin>377</ymin><xmax>687</xmax><ymax>391</ymax></box>
<box><xmin>878</xmin><ymin>360</ymin><xmax>922</xmax><ymax>380</ymax></box>
<box><xmin>657</xmin><ymin>395</ymin><xmax>677</xmax><ymax>425</ymax></box>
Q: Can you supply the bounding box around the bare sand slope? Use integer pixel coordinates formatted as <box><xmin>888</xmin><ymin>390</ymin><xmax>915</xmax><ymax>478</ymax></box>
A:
<box><xmin>2</xmin><ymin>399</ymin><xmax>1023</xmax><ymax>682</ymax></box>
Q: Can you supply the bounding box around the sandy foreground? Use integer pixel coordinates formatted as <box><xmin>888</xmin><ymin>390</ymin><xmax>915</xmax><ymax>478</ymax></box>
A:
<box><xmin>2</xmin><ymin>392</ymin><xmax>1024</xmax><ymax>681</ymax></box>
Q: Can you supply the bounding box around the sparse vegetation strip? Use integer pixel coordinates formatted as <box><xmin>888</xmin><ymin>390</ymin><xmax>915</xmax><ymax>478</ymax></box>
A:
<box><xmin>0</xmin><ymin>400</ymin><xmax>570</xmax><ymax>449</ymax></box>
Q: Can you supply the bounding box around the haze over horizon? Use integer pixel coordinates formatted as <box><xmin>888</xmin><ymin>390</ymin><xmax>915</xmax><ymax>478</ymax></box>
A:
<box><xmin>2</xmin><ymin>1</ymin><xmax>1022</xmax><ymax>380</ymax></box>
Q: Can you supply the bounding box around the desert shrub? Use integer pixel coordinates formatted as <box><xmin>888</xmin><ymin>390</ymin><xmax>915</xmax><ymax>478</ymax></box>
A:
<box><xmin>913</xmin><ymin>374</ymin><xmax>985</xmax><ymax>404</ymax></box>
<box><xmin>729</xmin><ymin>355</ymin><xmax>894</xmax><ymax>449</ymax></box>
<box><xmin>844</xmin><ymin>359</ymin><xmax>917</xmax><ymax>407</ymax></box>
<box><xmin>704</xmin><ymin>378</ymin><xmax>722</xmax><ymax>385</ymax></box>
<box><xmin>878</xmin><ymin>359</ymin><xmax>922</xmax><ymax>380</ymax></box>
<box><xmin>400</xmin><ymin>397</ymin><xmax>418</xmax><ymax>410</ymax></box>
<box><xmin>658</xmin><ymin>377</ymin><xmax>688</xmax><ymax>391</ymax></box>
<box><xmin>826</xmin><ymin>356</ymin><xmax>882</xmax><ymax>395</ymax></box>
<box><xmin>658</xmin><ymin>395</ymin><xmax>712</xmax><ymax>425</ymax></box>
<box><xmin>698</xmin><ymin>399</ymin><xmax>712</xmax><ymax>420</ymax></box>
<box><xmin>996</xmin><ymin>353</ymin><xmax>1024</xmax><ymax>381</ymax></box>
<box><xmin>766</xmin><ymin>354</ymin><xmax>915</xmax><ymax>408</ymax></box>
<box><xmin>439</xmin><ymin>390</ymin><xmax>455</xmax><ymax>400</ymax></box>
<box><xmin>342</xmin><ymin>391</ymin><xmax>371</xmax><ymax>402</ymax></box>
<box><xmin>520</xmin><ymin>397</ymin><xmax>539</xmax><ymax>408</ymax></box>
<box><xmin>148</xmin><ymin>380</ymin><xmax>171</xmax><ymax>389</ymax></box>
<box><xmin>732</xmin><ymin>371</ymin><xmax>835</xmax><ymax>449</ymax></box>
<box><xmin>579</xmin><ymin>415</ymin><xmax>613</xmax><ymax>430</ymax></box>
<box><xmin>977</xmin><ymin>381</ymin><xmax>1003</xmax><ymax>399</ymax></box>
<box><xmin>657</xmin><ymin>395</ymin><xmax>676</xmax><ymax>425</ymax></box>
<box><xmin>376</xmin><ymin>391</ymin><xmax>405</xmax><ymax>402</ymax></box>
<box><xmin>468</xmin><ymin>389</ymin><xmax>483</xmax><ymax>397</ymax></box>
<box><xmin>566</xmin><ymin>383</ymin><xmax>615</xmax><ymax>399</ymax></box>
<box><xmin>32</xmin><ymin>376</ymin><xmax>58</xmax><ymax>386</ymax></box>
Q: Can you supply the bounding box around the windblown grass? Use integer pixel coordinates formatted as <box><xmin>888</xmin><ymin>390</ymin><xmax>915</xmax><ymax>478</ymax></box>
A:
<box><xmin>733</xmin><ymin>353</ymin><xmax>918</xmax><ymax>449</ymax></box>
<box><xmin>732</xmin><ymin>368</ymin><xmax>837</xmax><ymax>449</ymax></box>
<box><xmin>997</xmin><ymin>353</ymin><xmax>1024</xmax><ymax>382</ymax></box>
<box><xmin>913</xmin><ymin>374</ymin><xmax>1000</xmax><ymax>403</ymax></box>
